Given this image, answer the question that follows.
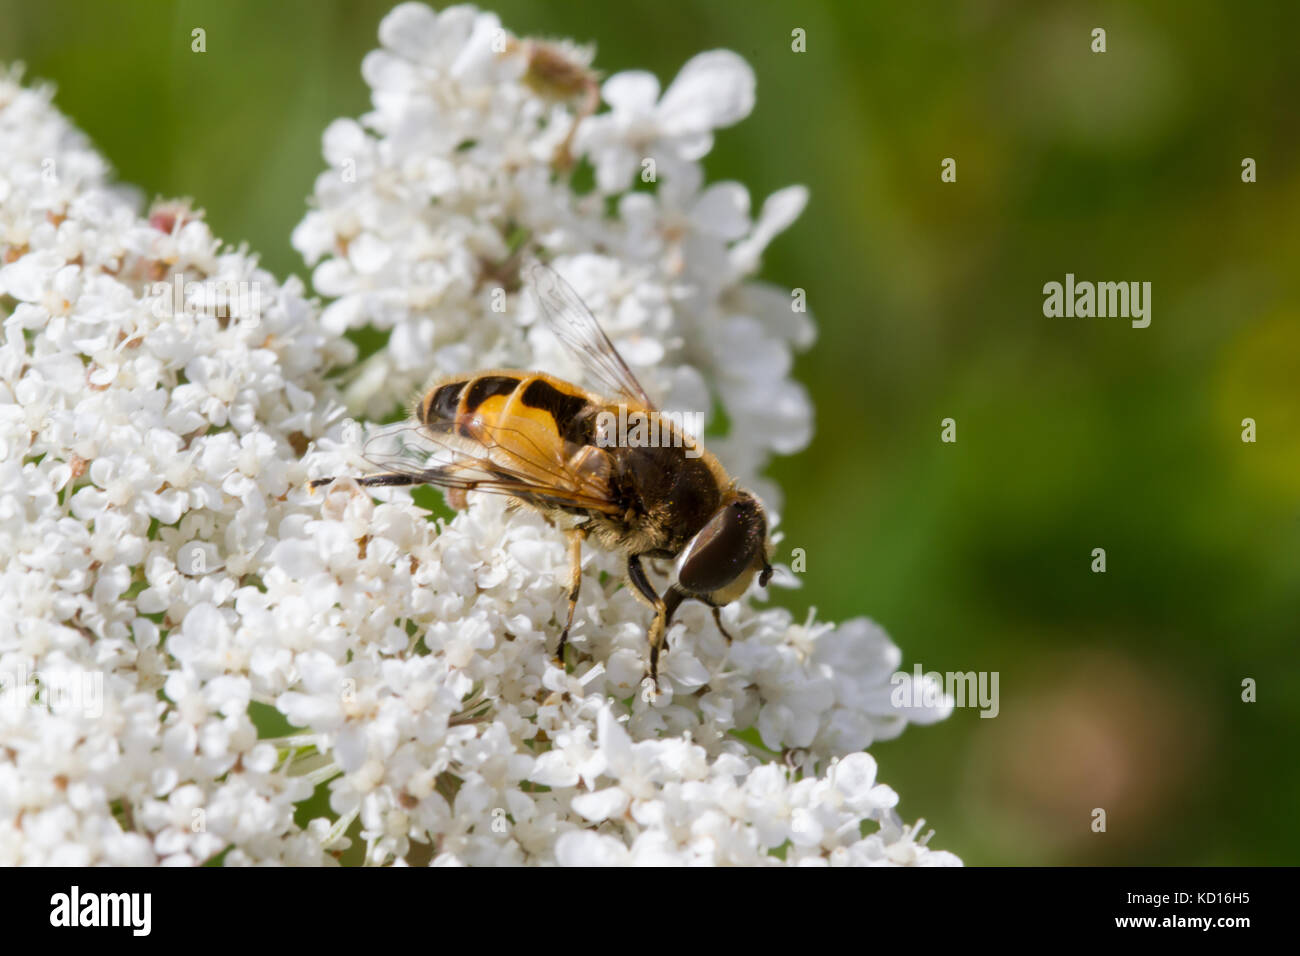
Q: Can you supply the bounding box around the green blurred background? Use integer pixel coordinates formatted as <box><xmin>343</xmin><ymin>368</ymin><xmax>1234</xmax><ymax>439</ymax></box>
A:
<box><xmin>5</xmin><ymin>0</ymin><xmax>1296</xmax><ymax>865</ymax></box>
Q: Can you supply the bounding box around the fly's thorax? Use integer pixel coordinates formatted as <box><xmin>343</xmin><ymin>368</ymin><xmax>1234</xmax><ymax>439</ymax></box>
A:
<box><xmin>609</xmin><ymin>442</ymin><xmax>728</xmax><ymax>553</ymax></box>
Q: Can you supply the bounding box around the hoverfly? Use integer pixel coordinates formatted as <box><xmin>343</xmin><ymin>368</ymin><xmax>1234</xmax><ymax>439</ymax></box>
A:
<box><xmin>310</xmin><ymin>264</ymin><xmax>774</xmax><ymax>685</ymax></box>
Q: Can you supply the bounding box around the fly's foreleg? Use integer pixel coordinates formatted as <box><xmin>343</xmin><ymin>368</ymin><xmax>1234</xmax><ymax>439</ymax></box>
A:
<box><xmin>711</xmin><ymin>606</ymin><xmax>735</xmax><ymax>644</ymax></box>
<box><xmin>627</xmin><ymin>556</ymin><xmax>687</xmax><ymax>687</ymax></box>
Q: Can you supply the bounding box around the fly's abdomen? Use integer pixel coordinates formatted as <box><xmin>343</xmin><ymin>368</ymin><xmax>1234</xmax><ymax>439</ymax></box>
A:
<box><xmin>420</xmin><ymin>371</ymin><xmax>601</xmax><ymax>448</ymax></box>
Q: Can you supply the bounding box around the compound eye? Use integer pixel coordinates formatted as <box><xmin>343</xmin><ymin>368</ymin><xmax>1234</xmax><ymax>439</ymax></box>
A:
<box><xmin>675</xmin><ymin>500</ymin><xmax>763</xmax><ymax>595</ymax></box>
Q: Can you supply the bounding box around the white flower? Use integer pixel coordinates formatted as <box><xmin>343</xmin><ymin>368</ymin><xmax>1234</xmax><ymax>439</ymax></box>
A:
<box><xmin>0</xmin><ymin>6</ymin><xmax>959</xmax><ymax>866</ymax></box>
<box><xmin>578</xmin><ymin>50</ymin><xmax>756</xmax><ymax>194</ymax></box>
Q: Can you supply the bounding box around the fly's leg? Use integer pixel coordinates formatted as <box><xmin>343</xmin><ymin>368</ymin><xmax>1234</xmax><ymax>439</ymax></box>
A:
<box><xmin>712</xmin><ymin>606</ymin><xmax>733</xmax><ymax>642</ymax></box>
<box><xmin>309</xmin><ymin>473</ymin><xmax>423</xmax><ymax>491</ymax></box>
<box><xmin>626</xmin><ymin>555</ymin><xmax>667</xmax><ymax>686</ymax></box>
<box><xmin>627</xmin><ymin>556</ymin><xmax>686</xmax><ymax>688</ymax></box>
<box><xmin>555</xmin><ymin>528</ymin><xmax>586</xmax><ymax>666</ymax></box>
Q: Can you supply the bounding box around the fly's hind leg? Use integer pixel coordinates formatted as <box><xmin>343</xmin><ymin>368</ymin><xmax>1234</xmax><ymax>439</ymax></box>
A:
<box><xmin>309</xmin><ymin>473</ymin><xmax>423</xmax><ymax>492</ymax></box>
<box><xmin>555</xmin><ymin>528</ymin><xmax>586</xmax><ymax>667</ymax></box>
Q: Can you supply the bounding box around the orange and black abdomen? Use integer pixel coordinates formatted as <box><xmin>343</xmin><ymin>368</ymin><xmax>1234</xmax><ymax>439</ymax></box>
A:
<box><xmin>420</xmin><ymin>372</ymin><xmax>600</xmax><ymax>447</ymax></box>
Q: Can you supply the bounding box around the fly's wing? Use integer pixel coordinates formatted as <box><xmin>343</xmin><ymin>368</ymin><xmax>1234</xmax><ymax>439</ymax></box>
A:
<box><xmin>359</xmin><ymin>420</ymin><xmax>620</xmax><ymax>514</ymax></box>
<box><xmin>527</xmin><ymin>262</ymin><xmax>657</xmax><ymax>410</ymax></box>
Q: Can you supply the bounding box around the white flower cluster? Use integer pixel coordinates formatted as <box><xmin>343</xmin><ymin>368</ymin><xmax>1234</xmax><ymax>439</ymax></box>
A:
<box><xmin>0</xmin><ymin>5</ymin><xmax>959</xmax><ymax>866</ymax></box>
